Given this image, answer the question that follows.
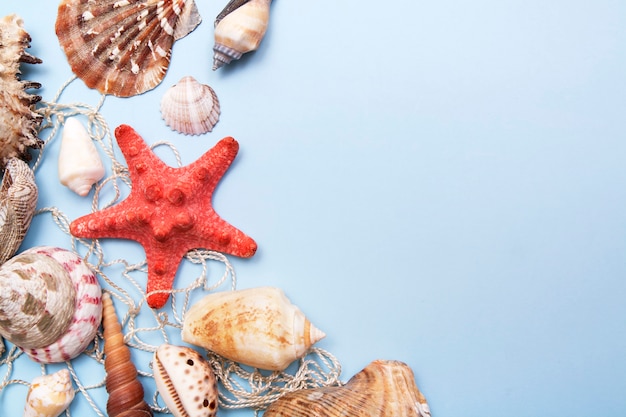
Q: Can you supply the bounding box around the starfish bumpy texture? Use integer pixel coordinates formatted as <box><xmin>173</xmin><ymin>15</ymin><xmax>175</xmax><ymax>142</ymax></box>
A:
<box><xmin>70</xmin><ymin>124</ymin><xmax>257</xmax><ymax>309</ymax></box>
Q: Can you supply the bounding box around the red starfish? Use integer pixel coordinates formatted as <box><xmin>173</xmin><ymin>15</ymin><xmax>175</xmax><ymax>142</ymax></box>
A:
<box><xmin>70</xmin><ymin>124</ymin><xmax>257</xmax><ymax>309</ymax></box>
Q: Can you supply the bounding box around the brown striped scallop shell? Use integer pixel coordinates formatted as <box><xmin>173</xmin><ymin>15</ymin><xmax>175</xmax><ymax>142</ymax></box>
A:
<box><xmin>55</xmin><ymin>0</ymin><xmax>202</xmax><ymax>97</ymax></box>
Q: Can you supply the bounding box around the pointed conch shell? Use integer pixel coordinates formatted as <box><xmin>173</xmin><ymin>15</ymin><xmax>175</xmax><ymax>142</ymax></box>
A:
<box><xmin>153</xmin><ymin>344</ymin><xmax>219</xmax><ymax>417</ymax></box>
<box><xmin>182</xmin><ymin>286</ymin><xmax>326</xmax><ymax>371</ymax></box>
<box><xmin>101</xmin><ymin>292</ymin><xmax>154</xmax><ymax>417</ymax></box>
<box><xmin>264</xmin><ymin>360</ymin><xmax>431</xmax><ymax>417</ymax></box>
<box><xmin>160</xmin><ymin>76</ymin><xmax>221</xmax><ymax>136</ymax></box>
<box><xmin>212</xmin><ymin>0</ymin><xmax>271</xmax><ymax>70</ymax></box>
<box><xmin>0</xmin><ymin>246</ymin><xmax>102</xmax><ymax>363</ymax></box>
<box><xmin>55</xmin><ymin>0</ymin><xmax>202</xmax><ymax>97</ymax></box>
<box><xmin>58</xmin><ymin>117</ymin><xmax>105</xmax><ymax>196</ymax></box>
<box><xmin>24</xmin><ymin>369</ymin><xmax>75</xmax><ymax>417</ymax></box>
<box><xmin>0</xmin><ymin>158</ymin><xmax>38</xmax><ymax>264</ymax></box>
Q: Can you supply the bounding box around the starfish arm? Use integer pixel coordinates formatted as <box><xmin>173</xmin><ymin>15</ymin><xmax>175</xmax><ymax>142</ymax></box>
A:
<box><xmin>188</xmin><ymin>136</ymin><xmax>240</xmax><ymax>190</ymax></box>
<box><xmin>115</xmin><ymin>124</ymin><xmax>168</xmax><ymax>177</ymax></box>
<box><xmin>144</xmin><ymin>242</ymin><xmax>189</xmax><ymax>309</ymax></box>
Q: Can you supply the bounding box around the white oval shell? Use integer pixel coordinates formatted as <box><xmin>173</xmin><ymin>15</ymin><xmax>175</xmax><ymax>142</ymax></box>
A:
<box><xmin>24</xmin><ymin>369</ymin><xmax>75</xmax><ymax>417</ymax></box>
<box><xmin>153</xmin><ymin>344</ymin><xmax>219</xmax><ymax>417</ymax></box>
<box><xmin>160</xmin><ymin>76</ymin><xmax>221</xmax><ymax>136</ymax></box>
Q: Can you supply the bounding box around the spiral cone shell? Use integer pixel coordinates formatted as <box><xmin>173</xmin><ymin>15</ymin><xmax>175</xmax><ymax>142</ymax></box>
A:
<box><xmin>264</xmin><ymin>360</ymin><xmax>431</xmax><ymax>417</ymax></box>
<box><xmin>182</xmin><ymin>286</ymin><xmax>326</xmax><ymax>371</ymax></box>
<box><xmin>101</xmin><ymin>292</ymin><xmax>154</xmax><ymax>417</ymax></box>
<box><xmin>23</xmin><ymin>369</ymin><xmax>75</xmax><ymax>417</ymax></box>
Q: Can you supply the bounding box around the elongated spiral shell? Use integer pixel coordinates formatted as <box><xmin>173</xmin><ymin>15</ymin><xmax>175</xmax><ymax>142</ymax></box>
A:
<box><xmin>0</xmin><ymin>157</ymin><xmax>38</xmax><ymax>264</ymax></box>
<box><xmin>264</xmin><ymin>360</ymin><xmax>431</xmax><ymax>417</ymax></box>
<box><xmin>55</xmin><ymin>0</ymin><xmax>202</xmax><ymax>97</ymax></box>
<box><xmin>101</xmin><ymin>292</ymin><xmax>154</xmax><ymax>417</ymax></box>
<box><xmin>160</xmin><ymin>76</ymin><xmax>221</xmax><ymax>135</ymax></box>
<box><xmin>0</xmin><ymin>14</ymin><xmax>43</xmax><ymax>170</ymax></box>
<box><xmin>24</xmin><ymin>369</ymin><xmax>75</xmax><ymax>417</ymax></box>
<box><xmin>0</xmin><ymin>246</ymin><xmax>102</xmax><ymax>363</ymax></box>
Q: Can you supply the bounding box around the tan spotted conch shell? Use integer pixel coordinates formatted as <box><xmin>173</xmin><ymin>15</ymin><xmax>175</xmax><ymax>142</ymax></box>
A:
<box><xmin>0</xmin><ymin>246</ymin><xmax>102</xmax><ymax>363</ymax></box>
<box><xmin>264</xmin><ymin>360</ymin><xmax>431</xmax><ymax>417</ymax></box>
<box><xmin>24</xmin><ymin>369</ymin><xmax>75</xmax><ymax>417</ymax></box>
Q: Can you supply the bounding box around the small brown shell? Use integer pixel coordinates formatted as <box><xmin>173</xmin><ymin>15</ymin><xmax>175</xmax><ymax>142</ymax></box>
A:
<box><xmin>160</xmin><ymin>76</ymin><xmax>220</xmax><ymax>135</ymax></box>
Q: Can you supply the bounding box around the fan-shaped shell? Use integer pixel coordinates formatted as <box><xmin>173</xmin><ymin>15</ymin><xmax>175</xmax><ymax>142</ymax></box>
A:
<box><xmin>160</xmin><ymin>76</ymin><xmax>221</xmax><ymax>135</ymax></box>
<box><xmin>24</xmin><ymin>369</ymin><xmax>75</xmax><ymax>417</ymax></box>
<box><xmin>55</xmin><ymin>0</ymin><xmax>202</xmax><ymax>97</ymax></box>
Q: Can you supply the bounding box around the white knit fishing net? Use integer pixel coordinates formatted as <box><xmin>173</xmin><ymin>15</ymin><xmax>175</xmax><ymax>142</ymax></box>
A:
<box><xmin>0</xmin><ymin>77</ymin><xmax>342</xmax><ymax>416</ymax></box>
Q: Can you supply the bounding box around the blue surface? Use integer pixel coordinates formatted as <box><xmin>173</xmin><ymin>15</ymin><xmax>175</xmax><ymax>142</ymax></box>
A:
<box><xmin>2</xmin><ymin>1</ymin><xmax>626</xmax><ymax>416</ymax></box>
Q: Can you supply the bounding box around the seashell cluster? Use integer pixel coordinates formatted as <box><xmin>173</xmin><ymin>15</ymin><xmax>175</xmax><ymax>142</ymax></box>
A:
<box><xmin>264</xmin><ymin>360</ymin><xmax>431</xmax><ymax>417</ymax></box>
<box><xmin>0</xmin><ymin>14</ymin><xmax>43</xmax><ymax>170</ymax></box>
<box><xmin>212</xmin><ymin>0</ymin><xmax>272</xmax><ymax>70</ymax></box>
<box><xmin>0</xmin><ymin>246</ymin><xmax>102</xmax><ymax>363</ymax></box>
<box><xmin>24</xmin><ymin>369</ymin><xmax>75</xmax><ymax>417</ymax></box>
<box><xmin>101</xmin><ymin>292</ymin><xmax>154</xmax><ymax>417</ymax></box>
<box><xmin>58</xmin><ymin>116</ymin><xmax>105</xmax><ymax>196</ymax></box>
<box><xmin>160</xmin><ymin>76</ymin><xmax>221</xmax><ymax>136</ymax></box>
<box><xmin>153</xmin><ymin>344</ymin><xmax>219</xmax><ymax>417</ymax></box>
<box><xmin>55</xmin><ymin>0</ymin><xmax>202</xmax><ymax>97</ymax></box>
<box><xmin>182</xmin><ymin>286</ymin><xmax>325</xmax><ymax>371</ymax></box>
<box><xmin>0</xmin><ymin>158</ymin><xmax>38</xmax><ymax>264</ymax></box>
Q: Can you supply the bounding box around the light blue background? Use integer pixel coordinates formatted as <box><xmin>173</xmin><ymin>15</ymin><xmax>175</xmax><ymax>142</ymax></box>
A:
<box><xmin>1</xmin><ymin>1</ymin><xmax>626</xmax><ymax>416</ymax></box>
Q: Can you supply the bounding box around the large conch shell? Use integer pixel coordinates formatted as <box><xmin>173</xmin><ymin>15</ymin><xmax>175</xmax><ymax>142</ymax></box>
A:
<box><xmin>182</xmin><ymin>286</ymin><xmax>326</xmax><ymax>371</ymax></box>
<box><xmin>212</xmin><ymin>0</ymin><xmax>271</xmax><ymax>70</ymax></box>
<box><xmin>264</xmin><ymin>360</ymin><xmax>431</xmax><ymax>417</ymax></box>
<box><xmin>55</xmin><ymin>0</ymin><xmax>202</xmax><ymax>97</ymax></box>
<box><xmin>0</xmin><ymin>157</ymin><xmax>38</xmax><ymax>264</ymax></box>
<box><xmin>58</xmin><ymin>116</ymin><xmax>105</xmax><ymax>196</ymax></box>
<box><xmin>153</xmin><ymin>344</ymin><xmax>219</xmax><ymax>417</ymax></box>
<box><xmin>101</xmin><ymin>292</ymin><xmax>154</xmax><ymax>417</ymax></box>
<box><xmin>24</xmin><ymin>369</ymin><xmax>75</xmax><ymax>417</ymax></box>
<box><xmin>0</xmin><ymin>14</ymin><xmax>43</xmax><ymax>170</ymax></box>
<box><xmin>0</xmin><ymin>246</ymin><xmax>102</xmax><ymax>363</ymax></box>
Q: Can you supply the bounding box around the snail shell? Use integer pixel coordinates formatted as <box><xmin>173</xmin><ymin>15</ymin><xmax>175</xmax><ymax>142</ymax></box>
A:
<box><xmin>0</xmin><ymin>157</ymin><xmax>38</xmax><ymax>264</ymax></box>
<box><xmin>264</xmin><ymin>360</ymin><xmax>431</xmax><ymax>417</ymax></box>
<box><xmin>58</xmin><ymin>116</ymin><xmax>105</xmax><ymax>196</ymax></box>
<box><xmin>0</xmin><ymin>246</ymin><xmax>102</xmax><ymax>363</ymax></box>
<box><xmin>101</xmin><ymin>292</ymin><xmax>154</xmax><ymax>417</ymax></box>
<box><xmin>212</xmin><ymin>0</ymin><xmax>271</xmax><ymax>70</ymax></box>
<box><xmin>23</xmin><ymin>369</ymin><xmax>75</xmax><ymax>417</ymax></box>
<box><xmin>181</xmin><ymin>286</ymin><xmax>326</xmax><ymax>371</ymax></box>
<box><xmin>160</xmin><ymin>76</ymin><xmax>221</xmax><ymax>136</ymax></box>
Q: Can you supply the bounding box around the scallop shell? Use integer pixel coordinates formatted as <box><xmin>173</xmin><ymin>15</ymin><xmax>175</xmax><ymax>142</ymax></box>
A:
<box><xmin>0</xmin><ymin>157</ymin><xmax>38</xmax><ymax>264</ymax></box>
<box><xmin>0</xmin><ymin>14</ymin><xmax>43</xmax><ymax>169</ymax></box>
<box><xmin>58</xmin><ymin>116</ymin><xmax>105</xmax><ymax>196</ymax></box>
<box><xmin>101</xmin><ymin>292</ymin><xmax>154</xmax><ymax>417</ymax></box>
<box><xmin>160</xmin><ymin>76</ymin><xmax>221</xmax><ymax>136</ymax></box>
<box><xmin>24</xmin><ymin>369</ymin><xmax>75</xmax><ymax>417</ymax></box>
<box><xmin>153</xmin><ymin>344</ymin><xmax>219</xmax><ymax>417</ymax></box>
<box><xmin>0</xmin><ymin>246</ymin><xmax>102</xmax><ymax>363</ymax></box>
<box><xmin>264</xmin><ymin>360</ymin><xmax>431</xmax><ymax>417</ymax></box>
<box><xmin>182</xmin><ymin>286</ymin><xmax>326</xmax><ymax>371</ymax></box>
<box><xmin>212</xmin><ymin>0</ymin><xmax>271</xmax><ymax>70</ymax></box>
<box><xmin>55</xmin><ymin>0</ymin><xmax>202</xmax><ymax>97</ymax></box>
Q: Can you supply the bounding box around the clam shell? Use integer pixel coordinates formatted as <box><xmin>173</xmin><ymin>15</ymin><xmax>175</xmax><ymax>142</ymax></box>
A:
<box><xmin>0</xmin><ymin>157</ymin><xmax>38</xmax><ymax>264</ymax></box>
<box><xmin>160</xmin><ymin>76</ymin><xmax>221</xmax><ymax>136</ymax></box>
<box><xmin>55</xmin><ymin>0</ymin><xmax>202</xmax><ymax>97</ymax></box>
<box><xmin>264</xmin><ymin>360</ymin><xmax>431</xmax><ymax>417</ymax></box>
<box><xmin>153</xmin><ymin>344</ymin><xmax>219</xmax><ymax>417</ymax></box>
<box><xmin>182</xmin><ymin>286</ymin><xmax>326</xmax><ymax>371</ymax></box>
<box><xmin>24</xmin><ymin>369</ymin><xmax>75</xmax><ymax>417</ymax></box>
<box><xmin>58</xmin><ymin>116</ymin><xmax>105</xmax><ymax>196</ymax></box>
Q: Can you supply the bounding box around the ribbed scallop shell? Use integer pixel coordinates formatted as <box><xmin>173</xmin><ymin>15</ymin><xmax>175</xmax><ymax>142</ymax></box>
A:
<box><xmin>55</xmin><ymin>0</ymin><xmax>202</xmax><ymax>97</ymax></box>
<box><xmin>153</xmin><ymin>344</ymin><xmax>219</xmax><ymax>417</ymax></box>
<box><xmin>0</xmin><ymin>246</ymin><xmax>102</xmax><ymax>363</ymax></box>
<box><xmin>264</xmin><ymin>360</ymin><xmax>431</xmax><ymax>417</ymax></box>
<box><xmin>24</xmin><ymin>369</ymin><xmax>75</xmax><ymax>417</ymax></box>
<box><xmin>0</xmin><ymin>14</ymin><xmax>43</xmax><ymax>169</ymax></box>
<box><xmin>182</xmin><ymin>286</ymin><xmax>326</xmax><ymax>371</ymax></box>
<box><xmin>160</xmin><ymin>76</ymin><xmax>220</xmax><ymax>135</ymax></box>
<box><xmin>0</xmin><ymin>158</ymin><xmax>38</xmax><ymax>264</ymax></box>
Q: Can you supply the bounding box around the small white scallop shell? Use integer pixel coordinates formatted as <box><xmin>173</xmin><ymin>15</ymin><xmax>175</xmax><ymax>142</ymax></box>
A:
<box><xmin>24</xmin><ymin>369</ymin><xmax>75</xmax><ymax>417</ymax></box>
<box><xmin>160</xmin><ymin>76</ymin><xmax>221</xmax><ymax>136</ymax></box>
<box><xmin>58</xmin><ymin>117</ymin><xmax>105</xmax><ymax>196</ymax></box>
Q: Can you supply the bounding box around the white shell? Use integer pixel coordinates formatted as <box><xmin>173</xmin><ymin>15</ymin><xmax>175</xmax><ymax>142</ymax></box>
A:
<box><xmin>58</xmin><ymin>117</ymin><xmax>105</xmax><ymax>196</ymax></box>
<box><xmin>24</xmin><ymin>369</ymin><xmax>75</xmax><ymax>417</ymax></box>
<box><xmin>182</xmin><ymin>286</ymin><xmax>326</xmax><ymax>371</ymax></box>
<box><xmin>160</xmin><ymin>76</ymin><xmax>221</xmax><ymax>136</ymax></box>
<box><xmin>153</xmin><ymin>344</ymin><xmax>219</xmax><ymax>417</ymax></box>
